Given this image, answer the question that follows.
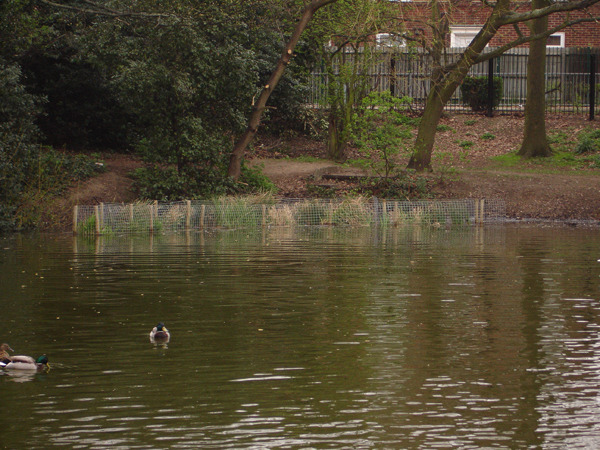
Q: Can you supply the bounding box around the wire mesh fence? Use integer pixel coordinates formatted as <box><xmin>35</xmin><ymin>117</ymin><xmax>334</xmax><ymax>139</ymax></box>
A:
<box><xmin>73</xmin><ymin>198</ymin><xmax>506</xmax><ymax>236</ymax></box>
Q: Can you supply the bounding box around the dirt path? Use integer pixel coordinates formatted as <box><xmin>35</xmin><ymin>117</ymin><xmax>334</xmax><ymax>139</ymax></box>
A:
<box><xmin>54</xmin><ymin>114</ymin><xmax>600</xmax><ymax>228</ymax></box>
<box><xmin>432</xmin><ymin>169</ymin><xmax>600</xmax><ymax>220</ymax></box>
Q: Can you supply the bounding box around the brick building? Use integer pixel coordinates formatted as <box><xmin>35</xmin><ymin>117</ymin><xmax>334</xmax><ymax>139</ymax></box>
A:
<box><xmin>388</xmin><ymin>1</ymin><xmax>600</xmax><ymax>49</ymax></box>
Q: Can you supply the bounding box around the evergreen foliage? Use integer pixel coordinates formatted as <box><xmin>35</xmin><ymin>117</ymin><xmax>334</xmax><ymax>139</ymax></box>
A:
<box><xmin>0</xmin><ymin>60</ymin><xmax>45</xmax><ymax>230</ymax></box>
<box><xmin>460</xmin><ymin>76</ymin><xmax>504</xmax><ymax>112</ymax></box>
<box><xmin>0</xmin><ymin>0</ymin><xmax>319</xmax><ymax>215</ymax></box>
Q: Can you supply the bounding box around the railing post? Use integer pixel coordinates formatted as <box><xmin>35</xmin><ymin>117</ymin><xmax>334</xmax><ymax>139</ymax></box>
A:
<box><xmin>487</xmin><ymin>58</ymin><xmax>494</xmax><ymax>117</ymax></box>
<box><xmin>590</xmin><ymin>53</ymin><xmax>596</xmax><ymax>121</ymax></box>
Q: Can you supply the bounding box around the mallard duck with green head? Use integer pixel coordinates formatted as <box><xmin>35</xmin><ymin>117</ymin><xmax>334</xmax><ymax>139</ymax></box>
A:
<box><xmin>2</xmin><ymin>354</ymin><xmax>49</xmax><ymax>371</ymax></box>
<box><xmin>150</xmin><ymin>322</ymin><xmax>170</xmax><ymax>342</ymax></box>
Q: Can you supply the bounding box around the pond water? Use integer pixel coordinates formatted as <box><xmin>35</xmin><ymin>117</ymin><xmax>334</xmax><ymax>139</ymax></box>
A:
<box><xmin>2</xmin><ymin>225</ymin><xmax>600</xmax><ymax>449</ymax></box>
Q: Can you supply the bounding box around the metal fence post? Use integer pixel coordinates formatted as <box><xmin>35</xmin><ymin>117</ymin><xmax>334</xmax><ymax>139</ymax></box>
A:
<box><xmin>487</xmin><ymin>58</ymin><xmax>494</xmax><ymax>117</ymax></box>
<box><xmin>590</xmin><ymin>53</ymin><xmax>596</xmax><ymax>121</ymax></box>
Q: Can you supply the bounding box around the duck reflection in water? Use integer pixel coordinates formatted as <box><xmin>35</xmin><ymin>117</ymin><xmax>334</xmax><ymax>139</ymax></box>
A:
<box><xmin>1</xmin><ymin>370</ymin><xmax>43</xmax><ymax>383</ymax></box>
<box><xmin>150</xmin><ymin>322</ymin><xmax>170</xmax><ymax>345</ymax></box>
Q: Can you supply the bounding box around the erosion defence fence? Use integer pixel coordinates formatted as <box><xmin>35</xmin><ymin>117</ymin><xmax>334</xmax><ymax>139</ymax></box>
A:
<box><xmin>309</xmin><ymin>47</ymin><xmax>600</xmax><ymax>117</ymax></box>
<box><xmin>73</xmin><ymin>198</ymin><xmax>506</xmax><ymax>236</ymax></box>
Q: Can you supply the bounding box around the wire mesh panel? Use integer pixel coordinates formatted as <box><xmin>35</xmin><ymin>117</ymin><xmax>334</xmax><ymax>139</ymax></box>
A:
<box><xmin>74</xmin><ymin>199</ymin><xmax>506</xmax><ymax>236</ymax></box>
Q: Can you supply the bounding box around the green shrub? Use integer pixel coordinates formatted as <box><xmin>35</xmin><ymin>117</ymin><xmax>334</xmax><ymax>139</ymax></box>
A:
<box><xmin>575</xmin><ymin>138</ymin><xmax>597</xmax><ymax>154</ymax></box>
<box><xmin>574</xmin><ymin>129</ymin><xmax>600</xmax><ymax>154</ymax></box>
<box><xmin>481</xmin><ymin>133</ymin><xmax>496</xmax><ymax>140</ymax></box>
<box><xmin>588</xmin><ymin>155</ymin><xmax>600</xmax><ymax>168</ymax></box>
<box><xmin>351</xmin><ymin>91</ymin><xmax>414</xmax><ymax>179</ymax></box>
<box><xmin>460</xmin><ymin>76</ymin><xmax>503</xmax><ymax>112</ymax></box>
<box><xmin>437</xmin><ymin>124</ymin><xmax>455</xmax><ymax>132</ymax></box>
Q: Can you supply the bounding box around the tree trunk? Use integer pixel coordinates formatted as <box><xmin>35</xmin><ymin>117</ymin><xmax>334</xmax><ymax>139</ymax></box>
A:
<box><xmin>407</xmin><ymin>89</ymin><xmax>446</xmax><ymax>171</ymax></box>
<box><xmin>327</xmin><ymin>114</ymin><xmax>346</xmax><ymax>161</ymax></box>
<box><xmin>227</xmin><ymin>0</ymin><xmax>340</xmax><ymax>181</ymax></box>
<box><xmin>517</xmin><ymin>0</ymin><xmax>552</xmax><ymax>159</ymax></box>
<box><xmin>406</xmin><ymin>0</ymin><xmax>510</xmax><ymax>172</ymax></box>
<box><xmin>326</xmin><ymin>81</ymin><xmax>356</xmax><ymax>161</ymax></box>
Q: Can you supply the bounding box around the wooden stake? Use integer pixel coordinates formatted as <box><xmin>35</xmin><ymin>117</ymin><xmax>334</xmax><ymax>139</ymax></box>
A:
<box><xmin>72</xmin><ymin>205</ymin><xmax>78</xmax><ymax>235</ymax></box>
<box><xmin>94</xmin><ymin>205</ymin><xmax>100</xmax><ymax>235</ymax></box>
<box><xmin>186</xmin><ymin>200</ymin><xmax>191</xmax><ymax>230</ymax></box>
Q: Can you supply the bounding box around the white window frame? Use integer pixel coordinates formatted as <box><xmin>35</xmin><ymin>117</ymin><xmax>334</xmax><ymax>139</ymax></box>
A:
<box><xmin>547</xmin><ymin>32</ymin><xmax>565</xmax><ymax>48</ymax></box>
<box><xmin>376</xmin><ymin>33</ymin><xmax>406</xmax><ymax>49</ymax></box>
<box><xmin>450</xmin><ymin>26</ymin><xmax>483</xmax><ymax>48</ymax></box>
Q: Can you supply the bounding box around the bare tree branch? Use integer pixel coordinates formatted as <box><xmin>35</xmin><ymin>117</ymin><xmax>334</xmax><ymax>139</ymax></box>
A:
<box><xmin>500</xmin><ymin>0</ymin><xmax>600</xmax><ymax>24</ymax></box>
<box><xmin>38</xmin><ymin>0</ymin><xmax>185</xmax><ymax>21</ymax></box>
<box><xmin>473</xmin><ymin>16</ymin><xmax>600</xmax><ymax>63</ymax></box>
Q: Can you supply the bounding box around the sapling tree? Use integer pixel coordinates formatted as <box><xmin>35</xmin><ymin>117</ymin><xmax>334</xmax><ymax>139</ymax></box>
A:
<box><xmin>352</xmin><ymin>91</ymin><xmax>414</xmax><ymax>178</ymax></box>
<box><xmin>316</xmin><ymin>0</ymin><xmax>402</xmax><ymax>161</ymax></box>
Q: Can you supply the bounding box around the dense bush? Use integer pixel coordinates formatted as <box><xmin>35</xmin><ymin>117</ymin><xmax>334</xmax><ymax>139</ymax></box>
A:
<box><xmin>460</xmin><ymin>76</ymin><xmax>504</xmax><ymax>112</ymax></box>
<box><xmin>0</xmin><ymin>58</ymin><xmax>106</xmax><ymax>231</ymax></box>
<box><xmin>20</xmin><ymin>54</ymin><xmax>131</xmax><ymax>150</ymax></box>
<box><xmin>0</xmin><ymin>60</ymin><xmax>44</xmax><ymax>230</ymax></box>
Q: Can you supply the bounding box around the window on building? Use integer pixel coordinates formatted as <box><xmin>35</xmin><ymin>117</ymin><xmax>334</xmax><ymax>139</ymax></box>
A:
<box><xmin>376</xmin><ymin>33</ymin><xmax>406</xmax><ymax>48</ymax></box>
<box><xmin>450</xmin><ymin>26</ymin><xmax>483</xmax><ymax>48</ymax></box>
<box><xmin>547</xmin><ymin>33</ymin><xmax>565</xmax><ymax>48</ymax></box>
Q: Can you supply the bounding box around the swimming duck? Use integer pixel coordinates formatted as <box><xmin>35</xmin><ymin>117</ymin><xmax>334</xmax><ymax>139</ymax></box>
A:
<box><xmin>150</xmin><ymin>323</ymin><xmax>170</xmax><ymax>342</ymax></box>
<box><xmin>0</xmin><ymin>343</ymin><xmax>14</xmax><ymax>364</ymax></box>
<box><xmin>2</xmin><ymin>354</ymin><xmax>49</xmax><ymax>371</ymax></box>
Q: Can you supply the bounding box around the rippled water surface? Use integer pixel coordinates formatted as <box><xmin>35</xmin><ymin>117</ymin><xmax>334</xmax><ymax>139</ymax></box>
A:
<box><xmin>2</xmin><ymin>225</ymin><xmax>600</xmax><ymax>449</ymax></box>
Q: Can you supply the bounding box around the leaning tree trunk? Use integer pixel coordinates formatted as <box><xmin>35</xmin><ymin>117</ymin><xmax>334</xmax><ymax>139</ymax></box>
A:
<box><xmin>228</xmin><ymin>0</ymin><xmax>340</xmax><ymax>181</ymax></box>
<box><xmin>517</xmin><ymin>0</ymin><xmax>552</xmax><ymax>158</ymax></box>
<box><xmin>407</xmin><ymin>0</ymin><xmax>509</xmax><ymax>172</ymax></box>
<box><xmin>407</xmin><ymin>62</ymin><xmax>480</xmax><ymax>171</ymax></box>
<box><xmin>407</xmin><ymin>89</ymin><xmax>447</xmax><ymax>171</ymax></box>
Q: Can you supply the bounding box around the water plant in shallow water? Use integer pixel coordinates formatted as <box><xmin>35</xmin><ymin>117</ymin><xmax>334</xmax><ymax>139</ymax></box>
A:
<box><xmin>295</xmin><ymin>200</ymin><xmax>328</xmax><ymax>226</ymax></box>
<box><xmin>211</xmin><ymin>194</ymin><xmax>277</xmax><ymax>228</ymax></box>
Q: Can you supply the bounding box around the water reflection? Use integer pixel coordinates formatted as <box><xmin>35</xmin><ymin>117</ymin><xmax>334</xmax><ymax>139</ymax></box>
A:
<box><xmin>1</xmin><ymin>225</ymin><xmax>600</xmax><ymax>448</ymax></box>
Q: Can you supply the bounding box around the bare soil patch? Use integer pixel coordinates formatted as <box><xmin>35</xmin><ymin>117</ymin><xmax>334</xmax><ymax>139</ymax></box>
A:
<box><xmin>55</xmin><ymin>114</ymin><xmax>600</xmax><ymax>229</ymax></box>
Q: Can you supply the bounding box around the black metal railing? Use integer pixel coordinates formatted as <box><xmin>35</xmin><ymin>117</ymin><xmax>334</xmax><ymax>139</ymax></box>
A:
<box><xmin>308</xmin><ymin>47</ymin><xmax>600</xmax><ymax>118</ymax></box>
